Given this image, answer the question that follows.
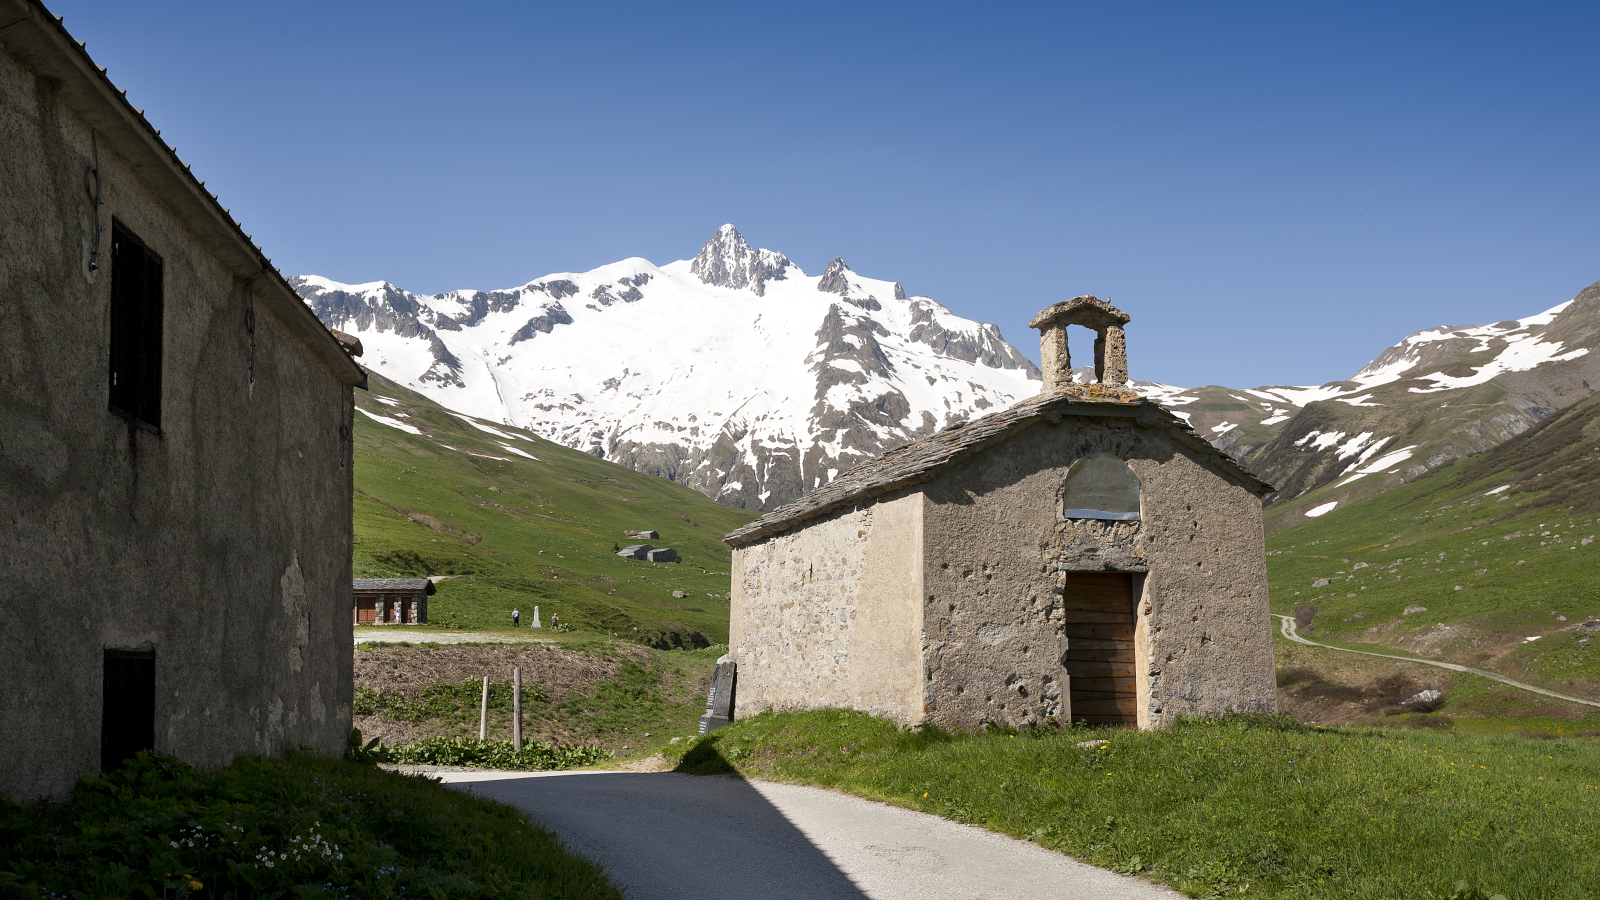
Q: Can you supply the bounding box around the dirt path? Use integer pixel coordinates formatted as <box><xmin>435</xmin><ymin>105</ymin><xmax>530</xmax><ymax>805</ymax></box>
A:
<box><xmin>1273</xmin><ymin>614</ymin><xmax>1600</xmax><ymax>709</ymax></box>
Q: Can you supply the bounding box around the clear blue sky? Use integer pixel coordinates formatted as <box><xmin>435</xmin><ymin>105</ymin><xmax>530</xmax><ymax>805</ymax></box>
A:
<box><xmin>48</xmin><ymin>1</ymin><xmax>1600</xmax><ymax>388</ymax></box>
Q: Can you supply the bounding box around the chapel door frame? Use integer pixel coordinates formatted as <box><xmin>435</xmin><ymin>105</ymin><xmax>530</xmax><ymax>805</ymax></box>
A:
<box><xmin>1058</xmin><ymin>570</ymin><xmax>1145</xmax><ymax>727</ymax></box>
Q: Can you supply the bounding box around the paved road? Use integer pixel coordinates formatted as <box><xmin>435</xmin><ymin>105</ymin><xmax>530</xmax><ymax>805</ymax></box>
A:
<box><xmin>438</xmin><ymin>770</ymin><xmax>1178</xmax><ymax>900</ymax></box>
<box><xmin>1273</xmin><ymin>614</ymin><xmax>1600</xmax><ymax>709</ymax></box>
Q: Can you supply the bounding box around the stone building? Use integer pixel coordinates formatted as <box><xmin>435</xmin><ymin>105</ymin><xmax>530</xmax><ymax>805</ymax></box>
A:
<box><xmin>0</xmin><ymin>1</ymin><xmax>367</xmax><ymax>799</ymax></box>
<box><xmin>353</xmin><ymin>578</ymin><xmax>435</xmax><ymax>625</ymax></box>
<box><xmin>725</xmin><ymin>296</ymin><xmax>1277</xmax><ymax>730</ymax></box>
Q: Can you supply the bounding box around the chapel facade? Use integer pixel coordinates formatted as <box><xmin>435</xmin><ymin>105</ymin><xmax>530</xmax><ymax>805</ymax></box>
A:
<box><xmin>724</xmin><ymin>297</ymin><xmax>1278</xmax><ymax>730</ymax></box>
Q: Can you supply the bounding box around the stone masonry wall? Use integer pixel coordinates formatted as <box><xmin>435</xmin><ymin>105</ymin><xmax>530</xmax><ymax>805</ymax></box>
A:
<box><xmin>0</xmin><ymin>40</ymin><xmax>356</xmax><ymax>799</ymax></box>
<box><xmin>730</xmin><ymin>491</ymin><xmax>926</xmax><ymax>723</ymax></box>
<box><xmin>920</xmin><ymin>413</ymin><xmax>1275</xmax><ymax>730</ymax></box>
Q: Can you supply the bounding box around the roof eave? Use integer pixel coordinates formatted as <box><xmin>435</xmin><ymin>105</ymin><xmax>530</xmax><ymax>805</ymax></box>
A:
<box><xmin>1</xmin><ymin>0</ymin><xmax>365</xmax><ymax>387</ymax></box>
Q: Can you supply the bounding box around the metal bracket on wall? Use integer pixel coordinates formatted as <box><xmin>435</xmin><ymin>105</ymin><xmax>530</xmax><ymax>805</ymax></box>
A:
<box><xmin>83</xmin><ymin>131</ymin><xmax>103</xmax><ymax>271</ymax></box>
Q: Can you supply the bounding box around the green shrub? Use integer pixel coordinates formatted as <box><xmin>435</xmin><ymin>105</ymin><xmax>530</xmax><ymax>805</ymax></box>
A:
<box><xmin>0</xmin><ymin>752</ymin><xmax>620</xmax><ymax>899</ymax></box>
<box><xmin>388</xmin><ymin>736</ymin><xmax>611</xmax><ymax>771</ymax></box>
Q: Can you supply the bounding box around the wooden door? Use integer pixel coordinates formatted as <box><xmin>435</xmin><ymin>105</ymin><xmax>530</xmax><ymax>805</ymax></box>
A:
<box><xmin>1061</xmin><ymin>573</ymin><xmax>1136</xmax><ymax>725</ymax></box>
<box><xmin>356</xmin><ymin>599</ymin><xmax>376</xmax><ymax>624</ymax></box>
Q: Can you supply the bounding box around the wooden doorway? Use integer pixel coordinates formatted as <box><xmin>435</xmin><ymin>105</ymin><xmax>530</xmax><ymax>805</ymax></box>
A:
<box><xmin>1061</xmin><ymin>573</ymin><xmax>1136</xmax><ymax>725</ymax></box>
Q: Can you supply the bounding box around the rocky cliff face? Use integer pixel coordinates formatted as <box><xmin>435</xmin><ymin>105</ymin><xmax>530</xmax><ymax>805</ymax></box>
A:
<box><xmin>295</xmin><ymin>225</ymin><xmax>1040</xmax><ymax>511</ymax></box>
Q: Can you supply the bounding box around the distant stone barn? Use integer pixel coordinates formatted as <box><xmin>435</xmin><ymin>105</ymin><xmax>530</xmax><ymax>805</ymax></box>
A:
<box><xmin>724</xmin><ymin>297</ymin><xmax>1278</xmax><ymax>729</ymax></box>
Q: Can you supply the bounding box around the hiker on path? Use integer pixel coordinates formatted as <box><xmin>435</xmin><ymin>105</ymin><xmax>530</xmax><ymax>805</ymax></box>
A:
<box><xmin>551</xmin><ymin>613</ymin><xmax>559</xmax><ymax>629</ymax></box>
<box><xmin>512</xmin><ymin>608</ymin><xmax>520</xmax><ymax>628</ymax></box>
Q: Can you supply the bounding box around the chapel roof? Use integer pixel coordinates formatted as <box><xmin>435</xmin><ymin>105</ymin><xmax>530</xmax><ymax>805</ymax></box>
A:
<box><xmin>723</xmin><ymin>382</ymin><xmax>1275</xmax><ymax>547</ymax></box>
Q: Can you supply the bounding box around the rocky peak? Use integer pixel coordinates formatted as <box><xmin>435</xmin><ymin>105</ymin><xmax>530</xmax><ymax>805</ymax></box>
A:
<box><xmin>688</xmin><ymin>224</ymin><xmax>797</xmax><ymax>296</ymax></box>
<box><xmin>817</xmin><ymin>257</ymin><xmax>852</xmax><ymax>294</ymax></box>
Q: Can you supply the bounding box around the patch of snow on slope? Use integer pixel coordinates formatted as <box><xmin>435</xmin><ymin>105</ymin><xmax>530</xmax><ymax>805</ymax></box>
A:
<box><xmin>1336</xmin><ymin>393</ymin><xmax>1381</xmax><ymax>407</ymax></box>
<box><xmin>1336</xmin><ymin>444</ymin><xmax>1418</xmax><ymax>486</ymax></box>
<box><xmin>463</xmin><ymin>419</ymin><xmax>525</xmax><ymax>441</ymax></box>
<box><xmin>1304</xmin><ymin>501</ymin><xmax>1339</xmax><ymax>518</ymax></box>
<box><xmin>1408</xmin><ymin>336</ymin><xmax>1589</xmax><ymax>393</ymax></box>
<box><xmin>356</xmin><ymin>406</ymin><xmax>422</xmax><ymax>435</ymax></box>
<box><xmin>1295</xmin><ymin>430</ymin><xmax>1346</xmax><ymax>452</ymax></box>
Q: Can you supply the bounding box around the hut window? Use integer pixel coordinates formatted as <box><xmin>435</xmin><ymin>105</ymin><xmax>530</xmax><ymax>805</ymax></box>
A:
<box><xmin>1062</xmin><ymin>454</ymin><xmax>1141</xmax><ymax>521</ymax></box>
<box><xmin>101</xmin><ymin>649</ymin><xmax>155</xmax><ymax>772</ymax></box>
<box><xmin>109</xmin><ymin>221</ymin><xmax>164</xmax><ymax>433</ymax></box>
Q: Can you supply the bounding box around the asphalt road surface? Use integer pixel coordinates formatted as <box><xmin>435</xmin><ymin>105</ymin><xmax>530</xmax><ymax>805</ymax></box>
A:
<box><xmin>438</xmin><ymin>769</ymin><xmax>1179</xmax><ymax>900</ymax></box>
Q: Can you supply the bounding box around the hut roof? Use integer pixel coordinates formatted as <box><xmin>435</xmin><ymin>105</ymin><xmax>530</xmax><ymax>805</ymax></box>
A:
<box><xmin>723</xmin><ymin>382</ymin><xmax>1275</xmax><ymax>548</ymax></box>
<box><xmin>352</xmin><ymin>578</ymin><xmax>435</xmax><ymax>594</ymax></box>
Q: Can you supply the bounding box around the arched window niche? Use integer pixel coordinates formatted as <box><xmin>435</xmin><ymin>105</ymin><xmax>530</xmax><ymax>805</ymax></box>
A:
<box><xmin>1061</xmin><ymin>453</ymin><xmax>1142</xmax><ymax>521</ymax></box>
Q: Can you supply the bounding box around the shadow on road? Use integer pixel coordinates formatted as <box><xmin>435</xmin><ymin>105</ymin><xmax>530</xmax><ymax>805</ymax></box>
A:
<box><xmin>449</xmin><ymin>768</ymin><xmax>870</xmax><ymax>900</ymax></box>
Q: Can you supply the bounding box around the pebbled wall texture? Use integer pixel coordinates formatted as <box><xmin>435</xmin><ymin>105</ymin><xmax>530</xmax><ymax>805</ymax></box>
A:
<box><xmin>0</xmin><ymin>10</ymin><xmax>365</xmax><ymax>800</ymax></box>
<box><xmin>729</xmin><ymin>407</ymin><xmax>1276</xmax><ymax>731</ymax></box>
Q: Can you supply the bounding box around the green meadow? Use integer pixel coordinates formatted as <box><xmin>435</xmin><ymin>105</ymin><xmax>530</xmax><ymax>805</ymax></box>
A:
<box><xmin>349</xmin><ymin>373</ymin><xmax>755</xmax><ymax>645</ymax></box>
<box><xmin>674</xmin><ymin>710</ymin><xmax>1600</xmax><ymax>900</ymax></box>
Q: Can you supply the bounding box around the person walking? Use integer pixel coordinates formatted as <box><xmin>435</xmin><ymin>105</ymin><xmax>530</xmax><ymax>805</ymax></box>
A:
<box><xmin>512</xmin><ymin>608</ymin><xmax>520</xmax><ymax>628</ymax></box>
<box><xmin>550</xmin><ymin>613</ymin><xmax>560</xmax><ymax>630</ymax></box>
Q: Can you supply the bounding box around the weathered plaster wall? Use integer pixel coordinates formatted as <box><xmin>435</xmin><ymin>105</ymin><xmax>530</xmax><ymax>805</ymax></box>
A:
<box><xmin>0</xmin><ymin>42</ymin><xmax>355</xmax><ymax>799</ymax></box>
<box><xmin>731</xmin><ymin>491</ymin><xmax>925</xmax><ymax>723</ymax></box>
<box><xmin>920</xmin><ymin>412</ymin><xmax>1275</xmax><ymax>730</ymax></box>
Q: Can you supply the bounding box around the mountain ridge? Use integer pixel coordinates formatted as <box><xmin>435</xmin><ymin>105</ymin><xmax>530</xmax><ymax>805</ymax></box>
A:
<box><xmin>297</xmin><ymin>227</ymin><xmax>1600</xmax><ymax>518</ymax></box>
<box><xmin>296</xmin><ymin>225</ymin><xmax>1041</xmax><ymax>512</ymax></box>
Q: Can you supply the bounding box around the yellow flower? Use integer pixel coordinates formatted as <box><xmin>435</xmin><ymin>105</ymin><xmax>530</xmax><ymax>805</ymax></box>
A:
<box><xmin>188</xmin><ymin>880</ymin><xmax>203</xmax><ymax>891</ymax></box>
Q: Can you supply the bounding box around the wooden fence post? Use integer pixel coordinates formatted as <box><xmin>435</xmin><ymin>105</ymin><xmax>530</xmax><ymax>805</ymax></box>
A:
<box><xmin>513</xmin><ymin>667</ymin><xmax>523</xmax><ymax>751</ymax></box>
<box><xmin>479</xmin><ymin>675</ymin><xmax>489</xmax><ymax>742</ymax></box>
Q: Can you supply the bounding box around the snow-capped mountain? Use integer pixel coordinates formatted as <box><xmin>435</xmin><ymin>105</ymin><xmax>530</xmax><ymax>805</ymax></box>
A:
<box><xmin>295</xmin><ymin>225</ymin><xmax>1039</xmax><ymax>511</ymax></box>
<box><xmin>1134</xmin><ymin>279</ymin><xmax>1600</xmax><ymax>522</ymax></box>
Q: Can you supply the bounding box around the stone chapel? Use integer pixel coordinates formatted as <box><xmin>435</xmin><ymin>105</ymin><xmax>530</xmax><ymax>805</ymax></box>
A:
<box><xmin>724</xmin><ymin>296</ymin><xmax>1278</xmax><ymax>729</ymax></box>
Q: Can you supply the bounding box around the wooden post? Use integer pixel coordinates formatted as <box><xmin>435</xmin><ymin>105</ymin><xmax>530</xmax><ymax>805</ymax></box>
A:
<box><xmin>512</xmin><ymin>667</ymin><xmax>523</xmax><ymax>751</ymax></box>
<box><xmin>478</xmin><ymin>675</ymin><xmax>489</xmax><ymax>742</ymax></box>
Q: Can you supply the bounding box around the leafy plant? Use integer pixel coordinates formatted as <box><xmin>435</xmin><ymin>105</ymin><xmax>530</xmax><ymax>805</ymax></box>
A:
<box><xmin>0</xmin><ymin>752</ymin><xmax>620</xmax><ymax>899</ymax></box>
<box><xmin>387</xmin><ymin>736</ymin><xmax>610</xmax><ymax>770</ymax></box>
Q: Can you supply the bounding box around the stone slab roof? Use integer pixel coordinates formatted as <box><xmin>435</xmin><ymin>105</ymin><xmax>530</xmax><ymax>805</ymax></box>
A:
<box><xmin>352</xmin><ymin>578</ymin><xmax>435</xmax><ymax>594</ymax></box>
<box><xmin>724</xmin><ymin>383</ymin><xmax>1275</xmax><ymax>548</ymax></box>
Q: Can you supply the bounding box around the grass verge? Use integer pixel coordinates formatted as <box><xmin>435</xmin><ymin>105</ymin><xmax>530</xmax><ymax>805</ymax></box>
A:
<box><xmin>0</xmin><ymin>752</ymin><xmax>621</xmax><ymax>899</ymax></box>
<box><xmin>673</xmin><ymin>709</ymin><xmax>1600</xmax><ymax>899</ymax></box>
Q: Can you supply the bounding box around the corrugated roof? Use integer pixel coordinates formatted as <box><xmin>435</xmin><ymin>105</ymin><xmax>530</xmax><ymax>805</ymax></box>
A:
<box><xmin>352</xmin><ymin>578</ymin><xmax>435</xmax><ymax>594</ymax></box>
<box><xmin>724</xmin><ymin>383</ymin><xmax>1275</xmax><ymax>547</ymax></box>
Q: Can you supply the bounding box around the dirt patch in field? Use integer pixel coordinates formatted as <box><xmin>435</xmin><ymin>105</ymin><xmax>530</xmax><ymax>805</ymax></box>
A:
<box><xmin>352</xmin><ymin>642</ymin><xmax>657</xmax><ymax>748</ymax></box>
<box><xmin>354</xmin><ymin>642</ymin><xmax>648</xmax><ymax>699</ymax></box>
<box><xmin>1274</xmin><ymin>644</ymin><xmax>1453</xmax><ymax>727</ymax></box>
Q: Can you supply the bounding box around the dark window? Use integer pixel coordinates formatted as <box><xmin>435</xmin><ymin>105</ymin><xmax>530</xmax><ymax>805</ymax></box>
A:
<box><xmin>101</xmin><ymin>649</ymin><xmax>156</xmax><ymax>772</ymax></box>
<box><xmin>1061</xmin><ymin>454</ymin><xmax>1142</xmax><ymax>521</ymax></box>
<box><xmin>109</xmin><ymin>221</ymin><xmax>163</xmax><ymax>432</ymax></box>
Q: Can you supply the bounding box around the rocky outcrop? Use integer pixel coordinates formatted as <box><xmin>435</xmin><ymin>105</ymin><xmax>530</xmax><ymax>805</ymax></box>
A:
<box><xmin>909</xmin><ymin>300</ymin><xmax>1041</xmax><ymax>376</ymax></box>
<box><xmin>689</xmin><ymin>224</ymin><xmax>796</xmax><ymax>296</ymax></box>
<box><xmin>507</xmin><ymin>303</ymin><xmax>575</xmax><ymax>345</ymax></box>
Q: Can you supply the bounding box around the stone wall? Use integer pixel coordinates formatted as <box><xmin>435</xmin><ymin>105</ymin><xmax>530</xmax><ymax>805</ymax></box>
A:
<box><xmin>730</xmin><ymin>491</ymin><xmax>925</xmax><ymax>723</ymax></box>
<box><xmin>920</xmin><ymin>412</ymin><xmax>1276</xmax><ymax>730</ymax></box>
<box><xmin>0</xmin><ymin>34</ymin><xmax>360</xmax><ymax>799</ymax></box>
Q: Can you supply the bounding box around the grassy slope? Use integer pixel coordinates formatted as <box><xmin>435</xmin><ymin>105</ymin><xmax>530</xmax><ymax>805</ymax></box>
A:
<box><xmin>671</xmin><ymin>711</ymin><xmax>1600</xmax><ymax>900</ymax></box>
<box><xmin>350</xmin><ymin>373</ymin><xmax>755</xmax><ymax>644</ymax></box>
<box><xmin>1264</xmin><ymin>389</ymin><xmax>1600</xmax><ymax>708</ymax></box>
